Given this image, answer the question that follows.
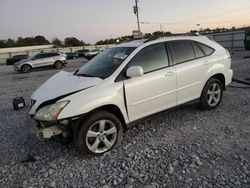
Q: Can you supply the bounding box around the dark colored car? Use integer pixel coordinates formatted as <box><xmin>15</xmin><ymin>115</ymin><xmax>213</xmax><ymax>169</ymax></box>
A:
<box><xmin>65</xmin><ymin>52</ymin><xmax>77</xmax><ymax>60</ymax></box>
<box><xmin>74</xmin><ymin>49</ymin><xmax>89</xmax><ymax>58</ymax></box>
<box><xmin>6</xmin><ymin>54</ymin><xmax>28</xmax><ymax>65</ymax></box>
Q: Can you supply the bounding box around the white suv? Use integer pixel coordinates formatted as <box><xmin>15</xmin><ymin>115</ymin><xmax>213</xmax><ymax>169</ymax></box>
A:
<box><xmin>29</xmin><ymin>36</ymin><xmax>233</xmax><ymax>155</ymax></box>
<box><xmin>14</xmin><ymin>52</ymin><xmax>67</xmax><ymax>73</ymax></box>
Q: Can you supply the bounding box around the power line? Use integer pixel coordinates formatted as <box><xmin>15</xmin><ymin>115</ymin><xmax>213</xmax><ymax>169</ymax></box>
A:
<box><xmin>140</xmin><ymin>21</ymin><xmax>199</xmax><ymax>25</ymax></box>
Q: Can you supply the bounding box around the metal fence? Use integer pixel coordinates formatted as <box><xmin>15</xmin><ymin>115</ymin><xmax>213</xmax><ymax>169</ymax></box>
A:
<box><xmin>205</xmin><ymin>30</ymin><xmax>245</xmax><ymax>48</ymax></box>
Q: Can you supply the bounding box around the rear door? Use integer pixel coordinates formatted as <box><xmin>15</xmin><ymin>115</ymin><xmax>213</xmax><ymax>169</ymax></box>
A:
<box><xmin>31</xmin><ymin>54</ymin><xmax>43</xmax><ymax>68</ymax></box>
<box><xmin>46</xmin><ymin>53</ymin><xmax>58</xmax><ymax>66</ymax></box>
<box><xmin>40</xmin><ymin>53</ymin><xmax>56</xmax><ymax>66</ymax></box>
<box><xmin>123</xmin><ymin>43</ymin><xmax>177</xmax><ymax>122</ymax></box>
<box><xmin>167</xmin><ymin>40</ymin><xmax>214</xmax><ymax>105</ymax></box>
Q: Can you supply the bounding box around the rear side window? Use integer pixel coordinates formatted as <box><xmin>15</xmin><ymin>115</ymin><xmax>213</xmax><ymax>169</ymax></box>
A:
<box><xmin>168</xmin><ymin>40</ymin><xmax>195</xmax><ymax>64</ymax></box>
<box><xmin>34</xmin><ymin>54</ymin><xmax>42</xmax><ymax>59</ymax></box>
<box><xmin>40</xmin><ymin>54</ymin><xmax>50</xmax><ymax>58</ymax></box>
<box><xmin>192</xmin><ymin>42</ymin><xmax>206</xmax><ymax>58</ymax></box>
<box><xmin>51</xmin><ymin>53</ymin><xmax>59</xmax><ymax>57</ymax></box>
<box><xmin>128</xmin><ymin>43</ymin><xmax>169</xmax><ymax>73</ymax></box>
<box><xmin>196</xmin><ymin>42</ymin><xmax>214</xmax><ymax>56</ymax></box>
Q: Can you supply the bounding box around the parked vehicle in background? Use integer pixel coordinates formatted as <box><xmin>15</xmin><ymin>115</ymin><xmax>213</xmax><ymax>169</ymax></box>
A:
<box><xmin>14</xmin><ymin>52</ymin><xmax>67</xmax><ymax>73</ymax></box>
<box><xmin>85</xmin><ymin>50</ymin><xmax>100</xmax><ymax>60</ymax></box>
<box><xmin>65</xmin><ymin>52</ymin><xmax>77</xmax><ymax>60</ymax></box>
<box><xmin>6</xmin><ymin>54</ymin><xmax>28</xmax><ymax>65</ymax></box>
<box><xmin>244</xmin><ymin>30</ymin><xmax>250</xmax><ymax>50</ymax></box>
<box><xmin>74</xmin><ymin>49</ymin><xmax>89</xmax><ymax>58</ymax></box>
<box><xmin>29</xmin><ymin>36</ymin><xmax>233</xmax><ymax>155</ymax></box>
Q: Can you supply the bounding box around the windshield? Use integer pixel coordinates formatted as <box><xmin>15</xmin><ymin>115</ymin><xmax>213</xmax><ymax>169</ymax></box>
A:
<box><xmin>75</xmin><ymin>47</ymin><xmax>135</xmax><ymax>79</ymax></box>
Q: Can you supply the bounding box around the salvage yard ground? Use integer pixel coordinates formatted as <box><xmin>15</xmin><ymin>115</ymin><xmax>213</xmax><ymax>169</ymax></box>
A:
<box><xmin>0</xmin><ymin>51</ymin><xmax>250</xmax><ymax>187</ymax></box>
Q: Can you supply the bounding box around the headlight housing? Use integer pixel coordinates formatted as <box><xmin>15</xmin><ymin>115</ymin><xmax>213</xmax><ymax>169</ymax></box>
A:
<box><xmin>34</xmin><ymin>101</ymin><xmax>69</xmax><ymax>121</ymax></box>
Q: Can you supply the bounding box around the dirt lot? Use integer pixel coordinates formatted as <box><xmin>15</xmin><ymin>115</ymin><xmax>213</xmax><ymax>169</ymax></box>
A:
<box><xmin>0</xmin><ymin>51</ymin><xmax>250</xmax><ymax>188</ymax></box>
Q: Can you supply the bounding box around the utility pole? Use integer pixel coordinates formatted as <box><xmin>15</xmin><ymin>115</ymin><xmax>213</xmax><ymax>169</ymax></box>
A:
<box><xmin>133</xmin><ymin>0</ymin><xmax>141</xmax><ymax>32</ymax></box>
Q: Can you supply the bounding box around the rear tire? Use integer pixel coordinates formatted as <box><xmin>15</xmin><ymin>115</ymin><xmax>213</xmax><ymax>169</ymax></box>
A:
<box><xmin>200</xmin><ymin>78</ymin><xmax>223</xmax><ymax>110</ymax></box>
<box><xmin>75</xmin><ymin>111</ymin><xmax>123</xmax><ymax>156</ymax></box>
<box><xmin>54</xmin><ymin>61</ymin><xmax>63</xmax><ymax>69</ymax></box>
<box><xmin>21</xmin><ymin>64</ymin><xmax>32</xmax><ymax>73</ymax></box>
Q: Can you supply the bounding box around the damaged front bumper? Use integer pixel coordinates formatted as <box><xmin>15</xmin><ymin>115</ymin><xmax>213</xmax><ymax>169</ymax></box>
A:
<box><xmin>26</xmin><ymin>114</ymin><xmax>83</xmax><ymax>141</ymax></box>
<box><xmin>36</xmin><ymin>125</ymin><xmax>63</xmax><ymax>140</ymax></box>
<box><xmin>26</xmin><ymin>114</ymin><xmax>74</xmax><ymax>141</ymax></box>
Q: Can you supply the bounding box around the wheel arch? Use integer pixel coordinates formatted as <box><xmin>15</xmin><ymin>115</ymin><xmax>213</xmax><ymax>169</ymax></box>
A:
<box><xmin>209</xmin><ymin>73</ymin><xmax>226</xmax><ymax>90</ymax></box>
<box><xmin>87</xmin><ymin>104</ymin><xmax>127</xmax><ymax>131</ymax></box>
<box><xmin>73</xmin><ymin>104</ymin><xmax>128</xmax><ymax>134</ymax></box>
<box><xmin>54</xmin><ymin>60</ymin><xmax>63</xmax><ymax>64</ymax></box>
<box><xmin>21</xmin><ymin>63</ymin><xmax>33</xmax><ymax>69</ymax></box>
<box><xmin>200</xmin><ymin>72</ymin><xmax>226</xmax><ymax>98</ymax></box>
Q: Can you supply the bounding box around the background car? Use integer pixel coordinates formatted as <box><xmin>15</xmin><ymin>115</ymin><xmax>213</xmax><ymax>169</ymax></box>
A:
<box><xmin>74</xmin><ymin>49</ymin><xmax>89</xmax><ymax>58</ymax></box>
<box><xmin>85</xmin><ymin>50</ymin><xmax>100</xmax><ymax>60</ymax></box>
<box><xmin>244</xmin><ymin>30</ymin><xmax>250</xmax><ymax>50</ymax></box>
<box><xmin>65</xmin><ymin>52</ymin><xmax>77</xmax><ymax>60</ymax></box>
<box><xmin>6</xmin><ymin>54</ymin><xmax>28</xmax><ymax>65</ymax></box>
<box><xmin>14</xmin><ymin>52</ymin><xmax>67</xmax><ymax>73</ymax></box>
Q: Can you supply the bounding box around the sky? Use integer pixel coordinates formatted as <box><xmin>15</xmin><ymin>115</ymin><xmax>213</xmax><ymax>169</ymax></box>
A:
<box><xmin>0</xmin><ymin>0</ymin><xmax>250</xmax><ymax>43</ymax></box>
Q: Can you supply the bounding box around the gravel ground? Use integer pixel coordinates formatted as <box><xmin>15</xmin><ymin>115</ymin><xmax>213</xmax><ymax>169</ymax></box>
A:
<box><xmin>0</xmin><ymin>51</ymin><xmax>250</xmax><ymax>188</ymax></box>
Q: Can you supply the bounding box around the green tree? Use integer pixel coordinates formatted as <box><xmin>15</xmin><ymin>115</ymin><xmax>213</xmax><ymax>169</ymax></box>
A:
<box><xmin>52</xmin><ymin>38</ymin><xmax>63</xmax><ymax>47</ymax></box>
<box><xmin>64</xmin><ymin>37</ymin><xmax>85</xmax><ymax>47</ymax></box>
<box><xmin>34</xmin><ymin>35</ymin><xmax>50</xmax><ymax>45</ymax></box>
<box><xmin>0</xmin><ymin>40</ymin><xmax>7</xmax><ymax>48</ymax></box>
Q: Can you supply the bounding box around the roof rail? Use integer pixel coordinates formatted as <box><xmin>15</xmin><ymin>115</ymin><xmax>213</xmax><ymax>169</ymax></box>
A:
<box><xmin>143</xmin><ymin>35</ymin><xmax>164</xmax><ymax>43</ymax></box>
<box><xmin>143</xmin><ymin>33</ymin><xmax>201</xmax><ymax>43</ymax></box>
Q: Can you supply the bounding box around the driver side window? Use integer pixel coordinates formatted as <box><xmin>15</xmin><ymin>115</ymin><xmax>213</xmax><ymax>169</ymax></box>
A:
<box><xmin>128</xmin><ymin>43</ymin><xmax>169</xmax><ymax>74</ymax></box>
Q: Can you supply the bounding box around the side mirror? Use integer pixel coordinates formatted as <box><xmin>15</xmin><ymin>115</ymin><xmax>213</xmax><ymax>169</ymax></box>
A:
<box><xmin>126</xmin><ymin>66</ymin><xmax>144</xmax><ymax>78</ymax></box>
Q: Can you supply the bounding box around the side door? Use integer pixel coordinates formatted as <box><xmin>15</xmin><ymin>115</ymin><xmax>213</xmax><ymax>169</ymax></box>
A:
<box><xmin>45</xmin><ymin>53</ymin><xmax>58</xmax><ymax>66</ymax></box>
<box><xmin>167</xmin><ymin>40</ymin><xmax>214</xmax><ymax>105</ymax></box>
<box><xmin>39</xmin><ymin>53</ymin><xmax>54</xmax><ymax>66</ymax></box>
<box><xmin>123</xmin><ymin>43</ymin><xmax>177</xmax><ymax>122</ymax></box>
<box><xmin>30</xmin><ymin>54</ymin><xmax>43</xmax><ymax>68</ymax></box>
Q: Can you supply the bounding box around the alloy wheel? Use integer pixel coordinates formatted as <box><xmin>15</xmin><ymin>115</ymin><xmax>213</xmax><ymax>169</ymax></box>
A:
<box><xmin>22</xmin><ymin>65</ymin><xmax>31</xmax><ymax>73</ymax></box>
<box><xmin>207</xmin><ymin>83</ymin><xmax>221</xmax><ymax>106</ymax></box>
<box><xmin>86</xmin><ymin>119</ymin><xmax>117</xmax><ymax>154</ymax></box>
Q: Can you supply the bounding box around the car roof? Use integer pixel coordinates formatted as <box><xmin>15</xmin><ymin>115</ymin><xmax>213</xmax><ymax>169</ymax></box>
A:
<box><xmin>115</xmin><ymin>39</ymin><xmax>147</xmax><ymax>48</ymax></box>
<box><xmin>115</xmin><ymin>35</ymin><xmax>210</xmax><ymax>48</ymax></box>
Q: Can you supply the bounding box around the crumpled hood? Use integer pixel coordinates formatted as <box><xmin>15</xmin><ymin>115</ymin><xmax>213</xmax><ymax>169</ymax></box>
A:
<box><xmin>29</xmin><ymin>71</ymin><xmax>103</xmax><ymax>114</ymax></box>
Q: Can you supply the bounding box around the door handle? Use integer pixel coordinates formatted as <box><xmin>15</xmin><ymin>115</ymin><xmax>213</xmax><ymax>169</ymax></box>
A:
<box><xmin>165</xmin><ymin>71</ymin><xmax>175</xmax><ymax>77</ymax></box>
<box><xmin>203</xmin><ymin>61</ymin><xmax>210</xmax><ymax>65</ymax></box>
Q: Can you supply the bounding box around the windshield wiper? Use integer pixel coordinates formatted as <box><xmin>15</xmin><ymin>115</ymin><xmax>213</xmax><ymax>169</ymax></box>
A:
<box><xmin>76</xmin><ymin>73</ymin><xmax>96</xmax><ymax>78</ymax></box>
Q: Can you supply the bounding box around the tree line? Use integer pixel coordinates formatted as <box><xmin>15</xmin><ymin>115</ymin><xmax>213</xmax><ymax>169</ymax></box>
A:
<box><xmin>95</xmin><ymin>26</ymin><xmax>244</xmax><ymax>45</ymax></box>
<box><xmin>0</xmin><ymin>36</ymin><xmax>89</xmax><ymax>48</ymax></box>
<box><xmin>0</xmin><ymin>26</ymin><xmax>246</xmax><ymax>48</ymax></box>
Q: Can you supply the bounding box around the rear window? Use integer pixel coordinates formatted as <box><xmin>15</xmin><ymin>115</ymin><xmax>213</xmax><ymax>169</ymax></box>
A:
<box><xmin>192</xmin><ymin>42</ymin><xmax>206</xmax><ymax>58</ymax></box>
<box><xmin>196</xmin><ymin>42</ymin><xmax>214</xmax><ymax>56</ymax></box>
<box><xmin>168</xmin><ymin>40</ymin><xmax>195</xmax><ymax>64</ymax></box>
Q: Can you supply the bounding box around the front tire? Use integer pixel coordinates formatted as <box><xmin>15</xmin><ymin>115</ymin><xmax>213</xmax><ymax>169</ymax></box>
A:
<box><xmin>75</xmin><ymin>111</ymin><xmax>123</xmax><ymax>156</ymax></box>
<box><xmin>54</xmin><ymin>61</ymin><xmax>63</xmax><ymax>69</ymax></box>
<box><xmin>200</xmin><ymin>78</ymin><xmax>223</xmax><ymax>110</ymax></box>
<box><xmin>21</xmin><ymin>64</ymin><xmax>32</xmax><ymax>73</ymax></box>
